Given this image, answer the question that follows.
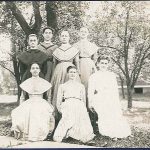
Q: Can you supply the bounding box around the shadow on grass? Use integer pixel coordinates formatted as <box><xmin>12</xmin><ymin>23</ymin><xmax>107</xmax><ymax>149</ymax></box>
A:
<box><xmin>0</xmin><ymin>102</ymin><xmax>18</xmax><ymax>116</ymax></box>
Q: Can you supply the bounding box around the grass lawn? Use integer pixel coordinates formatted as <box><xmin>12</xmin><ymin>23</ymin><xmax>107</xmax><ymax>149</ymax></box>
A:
<box><xmin>0</xmin><ymin>93</ymin><xmax>150</xmax><ymax>148</ymax></box>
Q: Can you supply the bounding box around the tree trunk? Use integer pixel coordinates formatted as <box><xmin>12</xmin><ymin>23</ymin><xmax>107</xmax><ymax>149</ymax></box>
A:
<box><xmin>127</xmin><ymin>84</ymin><xmax>133</xmax><ymax>108</ymax></box>
<box><xmin>12</xmin><ymin>58</ymin><xmax>21</xmax><ymax>105</ymax></box>
<box><xmin>6</xmin><ymin>2</ymin><xmax>43</xmax><ymax>105</ymax></box>
<box><xmin>16</xmin><ymin>83</ymin><xmax>21</xmax><ymax>105</ymax></box>
<box><xmin>120</xmin><ymin>76</ymin><xmax>125</xmax><ymax>99</ymax></box>
<box><xmin>10</xmin><ymin>16</ymin><xmax>21</xmax><ymax>105</ymax></box>
<box><xmin>6</xmin><ymin>2</ymin><xmax>31</xmax><ymax>35</ymax></box>
<box><xmin>6</xmin><ymin>1</ymin><xmax>42</xmax><ymax>36</ymax></box>
<box><xmin>46</xmin><ymin>1</ymin><xmax>58</xmax><ymax>32</ymax></box>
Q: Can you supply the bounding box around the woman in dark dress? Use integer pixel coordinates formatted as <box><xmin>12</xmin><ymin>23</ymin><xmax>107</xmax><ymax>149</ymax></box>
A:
<box><xmin>18</xmin><ymin>34</ymin><xmax>49</xmax><ymax>100</ymax></box>
<box><xmin>38</xmin><ymin>27</ymin><xmax>58</xmax><ymax>82</ymax></box>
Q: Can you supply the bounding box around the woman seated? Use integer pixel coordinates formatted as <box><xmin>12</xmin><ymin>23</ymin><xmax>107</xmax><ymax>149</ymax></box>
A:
<box><xmin>53</xmin><ymin>66</ymin><xmax>95</xmax><ymax>144</ymax></box>
<box><xmin>11</xmin><ymin>63</ymin><xmax>55</xmax><ymax>141</ymax></box>
<box><xmin>88</xmin><ymin>56</ymin><xmax>131</xmax><ymax>140</ymax></box>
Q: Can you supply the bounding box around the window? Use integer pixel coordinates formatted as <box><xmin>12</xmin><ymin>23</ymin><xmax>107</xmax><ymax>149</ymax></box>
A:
<box><xmin>134</xmin><ymin>88</ymin><xmax>143</xmax><ymax>94</ymax></box>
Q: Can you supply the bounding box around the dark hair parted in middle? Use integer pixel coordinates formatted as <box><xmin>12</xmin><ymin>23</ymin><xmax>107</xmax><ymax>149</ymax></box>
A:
<box><xmin>58</xmin><ymin>28</ymin><xmax>71</xmax><ymax>36</ymax></box>
<box><xmin>67</xmin><ymin>66</ymin><xmax>77</xmax><ymax>73</ymax></box>
<box><xmin>42</xmin><ymin>26</ymin><xmax>55</xmax><ymax>34</ymax></box>
<box><xmin>29</xmin><ymin>62</ymin><xmax>42</xmax><ymax>70</ymax></box>
<box><xmin>97</xmin><ymin>55</ymin><xmax>110</xmax><ymax>63</ymax></box>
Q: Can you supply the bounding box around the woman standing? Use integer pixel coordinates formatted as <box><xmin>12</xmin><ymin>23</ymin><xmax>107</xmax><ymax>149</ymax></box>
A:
<box><xmin>88</xmin><ymin>56</ymin><xmax>131</xmax><ymax>139</ymax></box>
<box><xmin>38</xmin><ymin>27</ymin><xmax>58</xmax><ymax>82</ymax></box>
<box><xmin>18</xmin><ymin>34</ymin><xmax>49</xmax><ymax>82</ymax></box>
<box><xmin>73</xmin><ymin>27</ymin><xmax>99</xmax><ymax>90</ymax></box>
<box><xmin>53</xmin><ymin>66</ymin><xmax>95</xmax><ymax>143</ymax></box>
<box><xmin>50</xmin><ymin>29</ymin><xmax>80</xmax><ymax>117</ymax></box>
<box><xmin>18</xmin><ymin>34</ymin><xmax>49</xmax><ymax>100</ymax></box>
<box><xmin>11</xmin><ymin>63</ymin><xmax>55</xmax><ymax>141</ymax></box>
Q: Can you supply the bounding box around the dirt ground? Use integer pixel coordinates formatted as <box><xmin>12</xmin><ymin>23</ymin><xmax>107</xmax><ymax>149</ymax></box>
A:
<box><xmin>0</xmin><ymin>94</ymin><xmax>150</xmax><ymax>148</ymax></box>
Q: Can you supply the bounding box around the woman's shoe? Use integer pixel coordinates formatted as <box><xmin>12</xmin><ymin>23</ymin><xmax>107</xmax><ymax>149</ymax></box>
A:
<box><xmin>14</xmin><ymin>130</ymin><xmax>21</xmax><ymax>140</ymax></box>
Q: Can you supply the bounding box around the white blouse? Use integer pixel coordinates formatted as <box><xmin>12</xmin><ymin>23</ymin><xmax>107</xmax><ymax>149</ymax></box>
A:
<box><xmin>56</xmin><ymin>81</ymin><xmax>86</xmax><ymax>112</ymax></box>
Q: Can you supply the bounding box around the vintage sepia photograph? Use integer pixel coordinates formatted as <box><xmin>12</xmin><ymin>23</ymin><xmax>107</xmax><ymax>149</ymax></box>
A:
<box><xmin>0</xmin><ymin>1</ymin><xmax>150</xmax><ymax>148</ymax></box>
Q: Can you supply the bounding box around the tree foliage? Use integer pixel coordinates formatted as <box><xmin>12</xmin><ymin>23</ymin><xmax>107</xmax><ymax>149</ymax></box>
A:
<box><xmin>1</xmin><ymin>1</ymin><xmax>150</xmax><ymax>108</ymax></box>
<box><xmin>0</xmin><ymin>1</ymin><xmax>89</xmax><ymax>104</ymax></box>
<box><xmin>88</xmin><ymin>1</ymin><xmax>150</xmax><ymax>108</ymax></box>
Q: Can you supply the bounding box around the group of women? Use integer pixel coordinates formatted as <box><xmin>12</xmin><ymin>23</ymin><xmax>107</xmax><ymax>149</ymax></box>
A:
<box><xmin>10</xmin><ymin>26</ymin><xmax>131</xmax><ymax>144</ymax></box>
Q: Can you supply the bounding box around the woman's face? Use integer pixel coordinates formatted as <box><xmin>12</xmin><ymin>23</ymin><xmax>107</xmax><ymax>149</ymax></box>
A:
<box><xmin>43</xmin><ymin>29</ymin><xmax>53</xmax><ymax>41</ymax></box>
<box><xmin>68</xmin><ymin>68</ymin><xmax>77</xmax><ymax>80</ymax></box>
<box><xmin>79</xmin><ymin>27</ymin><xmax>89</xmax><ymax>39</ymax></box>
<box><xmin>60</xmin><ymin>31</ymin><xmax>70</xmax><ymax>44</ymax></box>
<box><xmin>97</xmin><ymin>59</ymin><xmax>109</xmax><ymax>71</ymax></box>
<box><xmin>30</xmin><ymin>63</ymin><xmax>40</xmax><ymax>77</ymax></box>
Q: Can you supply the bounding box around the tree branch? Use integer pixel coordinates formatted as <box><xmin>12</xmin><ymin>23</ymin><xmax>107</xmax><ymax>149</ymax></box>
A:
<box><xmin>123</xmin><ymin>9</ymin><xmax>131</xmax><ymax>82</ymax></box>
<box><xmin>131</xmin><ymin>62</ymin><xmax>144</xmax><ymax>88</ymax></box>
<box><xmin>124</xmin><ymin>9</ymin><xmax>130</xmax><ymax>59</ymax></box>
<box><xmin>143</xmin><ymin>45</ymin><xmax>150</xmax><ymax>59</ymax></box>
<box><xmin>6</xmin><ymin>2</ymin><xmax>31</xmax><ymax>35</ymax></box>
<box><xmin>116</xmin><ymin>24</ymin><xmax>123</xmax><ymax>40</ymax></box>
<box><xmin>126</xmin><ymin>27</ymin><xmax>134</xmax><ymax>51</ymax></box>
<box><xmin>29</xmin><ymin>14</ymin><xmax>34</xmax><ymax>26</ymax></box>
<box><xmin>133</xmin><ymin>44</ymin><xmax>150</xmax><ymax>76</ymax></box>
<box><xmin>0</xmin><ymin>63</ymin><xmax>15</xmax><ymax>77</ymax></box>
<box><xmin>112</xmin><ymin>58</ymin><xmax>126</xmax><ymax>76</ymax></box>
<box><xmin>46</xmin><ymin>1</ymin><xmax>58</xmax><ymax>32</ymax></box>
<box><xmin>130</xmin><ymin>47</ymin><xmax>143</xmax><ymax>79</ymax></box>
<box><xmin>131</xmin><ymin>44</ymin><xmax>150</xmax><ymax>87</ymax></box>
<box><xmin>99</xmin><ymin>45</ymin><xmax>124</xmax><ymax>56</ymax></box>
<box><xmin>31</xmin><ymin>1</ymin><xmax>42</xmax><ymax>34</ymax></box>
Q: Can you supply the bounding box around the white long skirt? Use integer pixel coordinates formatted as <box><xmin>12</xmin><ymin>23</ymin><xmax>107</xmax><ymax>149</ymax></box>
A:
<box><xmin>92</xmin><ymin>93</ymin><xmax>131</xmax><ymax>138</ymax></box>
<box><xmin>53</xmin><ymin>98</ymin><xmax>95</xmax><ymax>143</ymax></box>
<box><xmin>11</xmin><ymin>97</ymin><xmax>55</xmax><ymax>141</ymax></box>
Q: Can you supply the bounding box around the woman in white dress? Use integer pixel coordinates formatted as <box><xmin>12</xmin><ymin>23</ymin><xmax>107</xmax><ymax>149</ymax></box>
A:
<box><xmin>53</xmin><ymin>66</ymin><xmax>95</xmax><ymax>143</ymax></box>
<box><xmin>11</xmin><ymin>63</ymin><xmax>55</xmax><ymax>141</ymax></box>
<box><xmin>88</xmin><ymin>56</ymin><xmax>131</xmax><ymax>139</ymax></box>
<box><xmin>50</xmin><ymin>29</ymin><xmax>80</xmax><ymax>121</ymax></box>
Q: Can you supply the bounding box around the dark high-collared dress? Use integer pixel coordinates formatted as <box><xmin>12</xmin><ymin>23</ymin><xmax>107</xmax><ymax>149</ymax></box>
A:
<box><xmin>18</xmin><ymin>49</ymin><xmax>49</xmax><ymax>100</ymax></box>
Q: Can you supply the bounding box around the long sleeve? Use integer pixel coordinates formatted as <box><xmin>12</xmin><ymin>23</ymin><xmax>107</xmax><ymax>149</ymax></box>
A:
<box><xmin>56</xmin><ymin>84</ymin><xmax>64</xmax><ymax>113</ymax></box>
<box><xmin>45</xmin><ymin>60</ymin><xmax>52</xmax><ymax>81</ymax></box>
<box><xmin>41</xmin><ymin>60</ymin><xmax>48</xmax><ymax>77</ymax></box>
<box><xmin>52</xmin><ymin>57</ymin><xmax>58</xmax><ymax>74</ymax></box>
<box><xmin>88</xmin><ymin>75</ymin><xmax>95</xmax><ymax>108</ymax></box>
<box><xmin>91</xmin><ymin>50</ymin><xmax>98</xmax><ymax>64</ymax></box>
<box><xmin>74</xmin><ymin>54</ymin><xmax>80</xmax><ymax>74</ymax></box>
<box><xmin>18</xmin><ymin>61</ymin><xmax>27</xmax><ymax>81</ymax></box>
